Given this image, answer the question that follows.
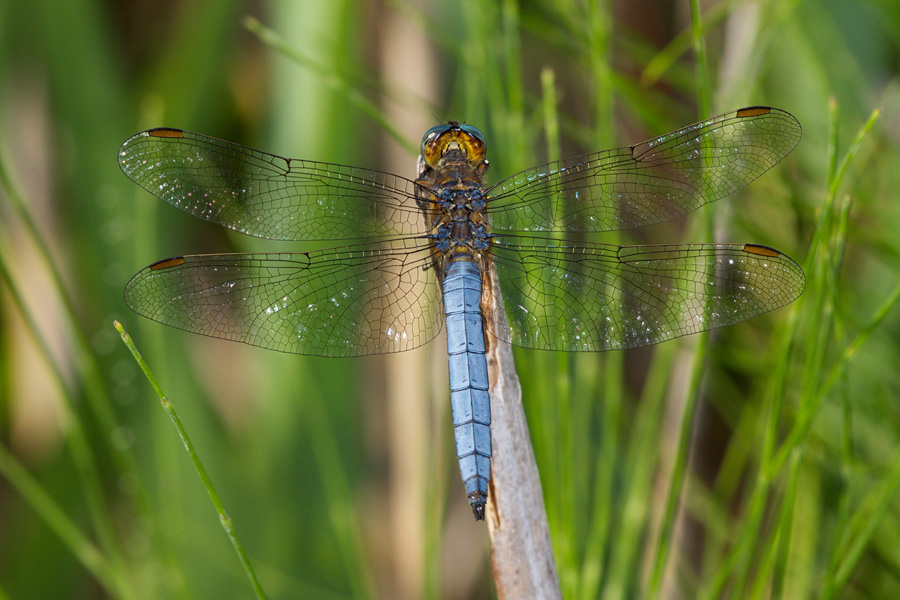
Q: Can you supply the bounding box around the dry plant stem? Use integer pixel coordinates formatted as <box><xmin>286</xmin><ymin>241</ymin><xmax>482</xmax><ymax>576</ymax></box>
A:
<box><xmin>484</xmin><ymin>266</ymin><xmax>561</xmax><ymax>599</ymax></box>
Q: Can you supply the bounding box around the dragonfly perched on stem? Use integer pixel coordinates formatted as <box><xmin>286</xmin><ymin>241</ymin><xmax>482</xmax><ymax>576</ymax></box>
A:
<box><xmin>120</xmin><ymin>106</ymin><xmax>805</xmax><ymax>520</ymax></box>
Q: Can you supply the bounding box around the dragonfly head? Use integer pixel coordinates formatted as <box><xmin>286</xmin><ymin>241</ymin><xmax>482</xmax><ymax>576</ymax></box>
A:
<box><xmin>420</xmin><ymin>122</ymin><xmax>486</xmax><ymax>169</ymax></box>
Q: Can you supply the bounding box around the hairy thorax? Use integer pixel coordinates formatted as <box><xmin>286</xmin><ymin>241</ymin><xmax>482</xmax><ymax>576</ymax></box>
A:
<box><xmin>416</xmin><ymin>148</ymin><xmax>491</xmax><ymax>267</ymax></box>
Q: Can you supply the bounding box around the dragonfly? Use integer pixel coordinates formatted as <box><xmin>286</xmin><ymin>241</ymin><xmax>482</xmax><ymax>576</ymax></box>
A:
<box><xmin>119</xmin><ymin>106</ymin><xmax>805</xmax><ymax>521</ymax></box>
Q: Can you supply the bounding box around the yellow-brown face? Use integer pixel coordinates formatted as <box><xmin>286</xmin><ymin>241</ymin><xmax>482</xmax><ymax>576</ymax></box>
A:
<box><xmin>419</xmin><ymin>123</ymin><xmax>486</xmax><ymax>168</ymax></box>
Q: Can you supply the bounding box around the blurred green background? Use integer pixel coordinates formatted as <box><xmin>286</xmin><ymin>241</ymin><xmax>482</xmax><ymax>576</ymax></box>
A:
<box><xmin>1</xmin><ymin>0</ymin><xmax>899</xmax><ymax>598</ymax></box>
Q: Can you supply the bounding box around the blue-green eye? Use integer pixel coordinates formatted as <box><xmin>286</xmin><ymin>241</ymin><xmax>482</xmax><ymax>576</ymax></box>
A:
<box><xmin>420</xmin><ymin>124</ymin><xmax>453</xmax><ymax>155</ymax></box>
<box><xmin>458</xmin><ymin>124</ymin><xmax>485</xmax><ymax>145</ymax></box>
<box><xmin>419</xmin><ymin>123</ymin><xmax>487</xmax><ymax>156</ymax></box>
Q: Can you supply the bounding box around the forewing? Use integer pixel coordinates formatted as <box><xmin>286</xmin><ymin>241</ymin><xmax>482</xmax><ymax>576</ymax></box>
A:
<box><xmin>488</xmin><ymin>237</ymin><xmax>806</xmax><ymax>351</ymax></box>
<box><xmin>118</xmin><ymin>129</ymin><xmax>425</xmax><ymax>240</ymax></box>
<box><xmin>124</xmin><ymin>239</ymin><xmax>442</xmax><ymax>357</ymax></box>
<box><xmin>487</xmin><ymin>107</ymin><xmax>801</xmax><ymax>233</ymax></box>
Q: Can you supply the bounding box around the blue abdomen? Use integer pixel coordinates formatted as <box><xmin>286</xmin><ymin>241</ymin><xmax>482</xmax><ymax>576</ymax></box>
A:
<box><xmin>442</xmin><ymin>259</ymin><xmax>491</xmax><ymax>519</ymax></box>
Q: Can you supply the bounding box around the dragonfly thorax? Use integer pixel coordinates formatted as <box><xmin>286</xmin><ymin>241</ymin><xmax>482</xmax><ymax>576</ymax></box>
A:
<box><xmin>416</xmin><ymin>144</ymin><xmax>491</xmax><ymax>261</ymax></box>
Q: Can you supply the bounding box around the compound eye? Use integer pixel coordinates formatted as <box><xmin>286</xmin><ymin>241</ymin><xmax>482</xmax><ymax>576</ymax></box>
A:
<box><xmin>458</xmin><ymin>124</ymin><xmax>486</xmax><ymax>146</ymax></box>
<box><xmin>420</xmin><ymin>124</ymin><xmax>452</xmax><ymax>156</ymax></box>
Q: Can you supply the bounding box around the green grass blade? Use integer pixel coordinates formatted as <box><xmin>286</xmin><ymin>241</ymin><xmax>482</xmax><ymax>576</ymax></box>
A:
<box><xmin>0</xmin><ymin>444</ymin><xmax>116</xmax><ymax>594</ymax></box>
<box><xmin>113</xmin><ymin>321</ymin><xmax>268</xmax><ymax>600</ymax></box>
<box><xmin>0</xmin><ymin>241</ymin><xmax>137</xmax><ymax>600</ymax></box>
<box><xmin>244</xmin><ymin>16</ymin><xmax>418</xmax><ymax>156</ymax></box>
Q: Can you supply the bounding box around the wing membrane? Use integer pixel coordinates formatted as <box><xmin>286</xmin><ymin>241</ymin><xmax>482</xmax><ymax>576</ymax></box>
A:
<box><xmin>488</xmin><ymin>236</ymin><xmax>805</xmax><ymax>351</ymax></box>
<box><xmin>487</xmin><ymin>107</ymin><xmax>801</xmax><ymax>233</ymax></box>
<box><xmin>118</xmin><ymin>129</ymin><xmax>425</xmax><ymax>241</ymax></box>
<box><xmin>124</xmin><ymin>238</ymin><xmax>443</xmax><ymax>357</ymax></box>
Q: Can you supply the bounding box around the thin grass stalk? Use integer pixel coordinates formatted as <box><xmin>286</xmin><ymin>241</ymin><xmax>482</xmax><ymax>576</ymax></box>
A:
<box><xmin>0</xmin><ymin>247</ymin><xmax>136</xmax><ymax>600</ymax></box>
<box><xmin>580</xmin><ymin>5</ymin><xmax>626</xmax><ymax>598</ymax></box>
<box><xmin>768</xmin><ymin>449</ymin><xmax>803</xmax><ymax>600</ymax></box>
<box><xmin>244</xmin><ymin>16</ymin><xmax>417</xmax><ymax>156</ymax></box>
<box><xmin>642</xmin><ymin>1</ymin><xmax>733</xmax><ymax>86</ymax></box>
<box><xmin>647</xmin><ymin>2</ymin><xmax>715</xmax><ymax>596</ymax></box>
<box><xmin>501</xmin><ymin>0</ymin><xmax>525</xmax><ymax>141</ymax></box>
<box><xmin>695</xmin><ymin>233</ymin><xmax>808</xmax><ymax>599</ymax></box>
<box><xmin>113</xmin><ymin>321</ymin><xmax>269</xmax><ymax>600</ymax></box>
<box><xmin>812</xmin><ymin>108</ymin><xmax>887</xmax><ymax>600</ymax></box>
<box><xmin>701</xmin><ymin>101</ymin><xmax>823</xmax><ymax>599</ymax></box>
<box><xmin>769</xmin><ymin>106</ymin><xmax>881</xmax><ymax>474</ymax></box>
<box><xmin>743</xmin><ymin>449</ymin><xmax>798</xmax><ymax>600</ymax></box>
<box><xmin>539</xmin><ymin>66</ymin><xmax>580</xmax><ymax>592</ymax></box>
<box><xmin>689</xmin><ymin>0</ymin><xmax>712</xmax><ymax>118</ymax></box>
<box><xmin>0</xmin><ymin>444</ymin><xmax>115</xmax><ymax>593</ymax></box>
<box><xmin>298</xmin><ymin>383</ymin><xmax>380</xmax><ymax>600</ymax></box>
<box><xmin>0</xmin><ymin>130</ymin><xmax>152</xmax><ymax>530</ymax></box>
<box><xmin>829</xmin><ymin>449</ymin><xmax>900</xmax><ymax>595</ymax></box>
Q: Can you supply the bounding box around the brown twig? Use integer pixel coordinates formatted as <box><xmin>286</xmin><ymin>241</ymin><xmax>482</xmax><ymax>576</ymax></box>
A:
<box><xmin>483</xmin><ymin>266</ymin><xmax>562</xmax><ymax>599</ymax></box>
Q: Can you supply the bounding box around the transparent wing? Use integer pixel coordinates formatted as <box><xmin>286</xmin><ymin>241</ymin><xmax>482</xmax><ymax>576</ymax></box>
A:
<box><xmin>123</xmin><ymin>238</ymin><xmax>443</xmax><ymax>357</ymax></box>
<box><xmin>488</xmin><ymin>236</ymin><xmax>806</xmax><ymax>351</ymax></box>
<box><xmin>487</xmin><ymin>107</ymin><xmax>801</xmax><ymax>233</ymax></box>
<box><xmin>118</xmin><ymin>129</ymin><xmax>425</xmax><ymax>241</ymax></box>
